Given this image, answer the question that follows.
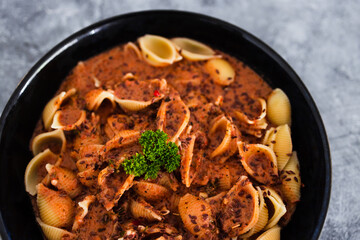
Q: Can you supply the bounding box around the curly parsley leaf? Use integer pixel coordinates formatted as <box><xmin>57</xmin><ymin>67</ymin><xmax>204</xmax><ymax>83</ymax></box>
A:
<box><xmin>121</xmin><ymin>130</ymin><xmax>181</xmax><ymax>179</ymax></box>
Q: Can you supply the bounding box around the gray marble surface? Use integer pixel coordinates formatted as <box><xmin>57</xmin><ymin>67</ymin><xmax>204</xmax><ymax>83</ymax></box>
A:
<box><xmin>1</xmin><ymin>0</ymin><xmax>359</xmax><ymax>239</ymax></box>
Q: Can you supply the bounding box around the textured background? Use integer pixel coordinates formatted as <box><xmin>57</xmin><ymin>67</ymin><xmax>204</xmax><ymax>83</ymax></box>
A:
<box><xmin>1</xmin><ymin>0</ymin><xmax>360</xmax><ymax>239</ymax></box>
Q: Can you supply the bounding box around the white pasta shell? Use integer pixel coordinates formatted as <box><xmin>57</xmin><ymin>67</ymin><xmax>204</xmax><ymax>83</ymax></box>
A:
<box><xmin>138</xmin><ymin>34</ymin><xmax>182</xmax><ymax>67</ymax></box>
<box><xmin>46</xmin><ymin>164</ymin><xmax>82</xmax><ymax>199</ymax></box>
<box><xmin>209</xmin><ymin>115</ymin><xmax>239</xmax><ymax>163</ymax></box>
<box><xmin>37</xmin><ymin>183</ymin><xmax>75</xmax><ymax>228</ymax></box>
<box><xmin>256</xmin><ymin>225</ymin><xmax>281</xmax><ymax>240</ymax></box>
<box><xmin>37</xmin><ymin>218</ymin><xmax>75</xmax><ymax>240</ymax></box>
<box><xmin>280</xmin><ymin>151</ymin><xmax>301</xmax><ymax>203</ymax></box>
<box><xmin>178</xmin><ymin>193</ymin><xmax>216</xmax><ymax>238</ymax></box>
<box><xmin>124</xmin><ymin>41</ymin><xmax>142</xmax><ymax>59</ymax></box>
<box><xmin>32</xmin><ymin>129</ymin><xmax>66</xmax><ymax>156</ymax></box>
<box><xmin>51</xmin><ymin>110</ymin><xmax>86</xmax><ymax>131</ymax></box>
<box><xmin>267</xmin><ymin>88</ymin><xmax>291</xmax><ymax>126</ymax></box>
<box><xmin>238</xmin><ymin>141</ymin><xmax>279</xmax><ymax>185</ymax></box>
<box><xmin>241</xmin><ymin>186</ymin><xmax>269</xmax><ymax>238</ymax></box>
<box><xmin>130</xmin><ymin>197</ymin><xmax>163</xmax><ymax>221</ymax></box>
<box><xmin>24</xmin><ymin>149</ymin><xmax>59</xmax><ymax>196</ymax></box>
<box><xmin>85</xmin><ymin>89</ymin><xmax>115</xmax><ymax>111</ymax></box>
<box><xmin>262</xmin><ymin>187</ymin><xmax>286</xmax><ymax>230</ymax></box>
<box><xmin>115</xmin><ymin>79</ymin><xmax>167</xmax><ymax>112</ymax></box>
<box><xmin>171</xmin><ymin>37</ymin><xmax>221</xmax><ymax>61</ymax></box>
<box><xmin>157</xmin><ymin>92</ymin><xmax>190</xmax><ymax>142</ymax></box>
<box><xmin>262</xmin><ymin>127</ymin><xmax>277</xmax><ymax>149</ymax></box>
<box><xmin>273</xmin><ymin>124</ymin><xmax>293</xmax><ymax>171</ymax></box>
<box><xmin>220</xmin><ymin>176</ymin><xmax>259</xmax><ymax>237</ymax></box>
<box><xmin>72</xmin><ymin>195</ymin><xmax>96</xmax><ymax>230</ymax></box>
<box><xmin>132</xmin><ymin>181</ymin><xmax>171</xmax><ymax>202</ymax></box>
<box><xmin>42</xmin><ymin>88</ymin><xmax>76</xmax><ymax>130</ymax></box>
<box><xmin>205</xmin><ymin>58</ymin><xmax>235</xmax><ymax>86</ymax></box>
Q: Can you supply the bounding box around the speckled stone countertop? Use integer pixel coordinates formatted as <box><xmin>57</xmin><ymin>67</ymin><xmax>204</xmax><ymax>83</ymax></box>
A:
<box><xmin>1</xmin><ymin>1</ymin><xmax>359</xmax><ymax>239</ymax></box>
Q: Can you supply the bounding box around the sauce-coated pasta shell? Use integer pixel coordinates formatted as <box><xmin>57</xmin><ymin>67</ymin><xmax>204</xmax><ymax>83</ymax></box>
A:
<box><xmin>104</xmin><ymin>114</ymin><xmax>134</xmax><ymax>139</ymax></box>
<box><xmin>256</xmin><ymin>225</ymin><xmax>281</xmax><ymax>240</ymax></box>
<box><xmin>205</xmin><ymin>58</ymin><xmax>235</xmax><ymax>86</ymax></box>
<box><xmin>273</xmin><ymin>124</ymin><xmax>292</xmax><ymax>171</ymax></box>
<box><xmin>46</xmin><ymin>164</ymin><xmax>82</xmax><ymax>198</ymax></box>
<box><xmin>262</xmin><ymin>187</ymin><xmax>286</xmax><ymax>230</ymax></box>
<box><xmin>218</xmin><ymin>167</ymin><xmax>231</xmax><ymax>191</ymax></box>
<box><xmin>157</xmin><ymin>91</ymin><xmax>190</xmax><ymax>142</ymax></box>
<box><xmin>37</xmin><ymin>218</ymin><xmax>75</xmax><ymax>240</ymax></box>
<box><xmin>130</xmin><ymin>197</ymin><xmax>163</xmax><ymax>221</ymax></box>
<box><xmin>42</xmin><ymin>88</ymin><xmax>76</xmax><ymax>130</ymax></box>
<box><xmin>180</xmin><ymin>133</ymin><xmax>205</xmax><ymax>187</ymax></box>
<box><xmin>262</xmin><ymin>127</ymin><xmax>277</xmax><ymax>149</ymax></box>
<box><xmin>241</xmin><ymin>186</ymin><xmax>269</xmax><ymax>238</ymax></box>
<box><xmin>114</xmin><ymin>79</ymin><xmax>168</xmax><ymax>112</ymax></box>
<box><xmin>100</xmin><ymin>130</ymin><xmax>141</xmax><ymax>159</ymax></box>
<box><xmin>32</xmin><ymin>129</ymin><xmax>66</xmax><ymax>156</ymax></box>
<box><xmin>178</xmin><ymin>193</ymin><xmax>216</xmax><ymax>238</ymax></box>
<box><xmin>156</xmin><ymin>172</ymin><xmax>180</xmax><ymax>191</ymax></box>
<box><xmin>220</xmin><ymin>176</ymin><xmax>259</xmax><ymax>237</ymax></box>
<box><xmin>209</xmin><ymin>115</ymin><xmax>239</xmax><ymax>163</ymax></box>
<box><xmin>37</xmin><ymin>183</ymin><xmax>75</xmax><ymax>228</ymax></box>
<box><xmin>72</xmin><ymin>195</ymin><xmax>96</xmax><ymax>230</ymax></box>
<box><xmin>171</xmin><ymin>37</ymin><xmax>221</xmax><ymax>61</ymax></box>
<box><xmin>85</xmin><ymin>89</ymin><xmax>115</xmax><ymax>111</ymax></box>
<box><xmin>98</xmin><ymin>167</ymin><xmax>135</xmax><ymax>210</ymax></box>
<box><xmin>267</xmin><ymin>88</ymin><xmax>291</xmax><ymax>126</ymax></box>
<box><xmin>280</xmin><ymin>151</ymin><xmax>301</xmax><ymax>203</ymax></box>
<box><xmin>138</xmin><ymin>34</ymin><xmax>182</xmax><ymax>67</ymax></box>
<box><xmin>133</xmin><ymin>181</ymin><xmax>171</xmax><ymax>202</ymax></box>
<box><xmin>51</xmin><ymin>109</ymin><xmax>86</xmax><ymax>131</ymax></box>
<box><xmin>238</xmin><ymin>141</ymin><xmax>279</xmax><ymax>185</ymax></box>
<box><xmin>235</xmin><ymin>98</ymin><xmax>267</xmax><ymax>126</ymax></box>
<box><xmin>25</xmin><ymin>149</ymin><xmax>59</xmax><ymax>196</ymax></box>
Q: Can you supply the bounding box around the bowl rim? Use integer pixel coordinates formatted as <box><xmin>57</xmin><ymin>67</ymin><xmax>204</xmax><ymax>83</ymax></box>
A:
<box><xmin>0</xmin><ymin>10</ymin><xmax>331</xmax><ymax>239</ymax></box>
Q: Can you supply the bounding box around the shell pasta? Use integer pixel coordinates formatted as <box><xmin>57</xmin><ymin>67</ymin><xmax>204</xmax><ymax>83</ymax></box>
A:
<box><xmin>25</xmin><ymin>34</ymin><xmax>301</xmax><ymax>239</ymax></box>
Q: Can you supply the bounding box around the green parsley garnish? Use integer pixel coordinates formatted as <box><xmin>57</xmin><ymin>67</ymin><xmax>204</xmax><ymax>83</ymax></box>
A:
<box><xmin>121</xmin><ymin>130</ymin><xmax>181</xmax><ymax>179</ymax></box>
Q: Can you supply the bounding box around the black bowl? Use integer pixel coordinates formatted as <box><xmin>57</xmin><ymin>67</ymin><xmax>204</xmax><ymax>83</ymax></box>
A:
<box><xmin>0</xmin><ymin>10</ymin><xmax>331</xmax><ymax>239</ymax></box>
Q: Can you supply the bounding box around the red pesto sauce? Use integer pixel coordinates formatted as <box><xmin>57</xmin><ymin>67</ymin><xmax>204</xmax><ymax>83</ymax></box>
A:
<box><xmin>30</xmin><ymin>41</ymin><xmax>297</xmax><ymax>240</ymax></box>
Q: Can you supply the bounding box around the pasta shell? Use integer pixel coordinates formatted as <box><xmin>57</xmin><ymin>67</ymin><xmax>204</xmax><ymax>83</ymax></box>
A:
<box><xmin>100</xmin><ymin>130</ymin><xmax>141</xmax><ymax>159</ymax></box>
<box><xmin>178</xmin><ymin>193</ymin><xmax>216</xmax><ymax>238</ymax></box>
<box><xmin>205</xmin><ymin>58</ymin><xmax>235</xmax><ymax>86</ymax></box>
<box><xmin>72</xmin><ymin>195</ymin><xmax>96</xmax><ymax>230</ymax></box>
<box><xmin>104</xmin><ymin>114</ymin><xmax>134</xmax><ymax>139</ymax></box>
<box><xmin>98</xmin><ymin>167</ymin><xmax>135</xmax><ymax>210</ymax></box>
<box><xmin>218</xmin><ymin>167</ymin><xmax>231</xmax><ymax>191</ymax></box>
<box><xmin>132</xmin><ymin>181</ymin><xmax>171</xmax><ymax>202</ymax></box>
<box><xmin>51</xmin><ymin>109</ymin><xmax>86</xmax><ymax>131</ymax></box>
<box><xmin>238</xmin><ymin>141</ymin><xmax>279</xmax><ymax>185</ymax></box>
<box><xmin>37</xmin><ymin>218</ymin><xmax>75</xmax><ymax>240</ymax></box>
<box><xmin>280</xmin><ymin>151</ymin><xmax>301</xmax><ymax>203</ymax></box>
<box><xmin>124</xmin><ymin>41</ymin><xmax>142</xmax><ymax>59</ymax></box>
<box><xmin>262</xmin><ymin>127</ymin><xmax>277</xmax><ymax>149</ymax></box>
<box><xmin>180</xmin><ymin>133</ymin><xmax>204</xmax><ymax>187</ymax></box>
<box><xmin>32</xmin><ymin>129</ymin><xmax>66</xmax><ymax>156</ymax></box>
<box><xmin>240</xmin><ymin>186</ymin><xmax>269</xmax><ymax>238</ymax></box>
<box><xmin>267</xmin><ymin>88</ymin><xmax>291</xmax><ymax>126</ymax></box>
<box><xmin>130</xmin><ymin>197</ymin><xmax>163</xmax><ymax>221</ymax></box>
<box><xmin>114</xmin><ymin>79</ymin><xmax>168</xmax><ymax>112</ymax></box>
<box><xmin>46</xmin><ymin>164</ymin><xmax>82</xmax><ymax>198</ymax></box>
<box><xmin>37</xmin><ymin>183</ymin><xmax>75</xmax><ymax>228</ymax></box>
<box><xmin>156</xmin><ymin>172</ymin><xmax>180</xmax><ymax>191</ymax></box>
<box><xmin>273</xmin><ymin>124</ymin><xmax>293</xmax><ymax>171</ymax></box>
<box><xmin>220</xmin><ymin>176</ymin><xmax>259</xmax><ymax>237</ymax></box>
<box><xmin>256</xmin><ymin>225</ymin><xmax>281</xmax><ymax>240</ymax></box>
<box><xmin>205</xmin><ymin>191</ymin><xmax>226</xmax><ymax>216</ymax></box>
<box><xmin>138</xmin><ymin>34</ymin><xmax>182</xmax><ymax>67</ymax></box>
<box><xmin>145</xmin><ymin>223</ymin><xmax>179</xmax><ymax>236</ymax></box>
<box><xmin>209</xmin><ymin>115</ymin><xmax>239</xmax><ymax>163</ymax></box>
<box><xmin>157</xmin><ymin>91</ymin><xmax>190</xmax><ymax>142</ymax></box>
<box><xmin>262</xmin><ymin>187</ymin><xmax>286</xmax><ymax>230</ymax></box>
<box><xmin>77</xmin><ymin>167</ymin><xmax>100</xmax><ymax>188</ymax></box>
<box><xmin>85</xmin><ymin>89</ymin><xmax>115</xmax><ymax>111</ymax></box>
<box><xmin>25</xmin><ymin>149</ymin><xmax>59</xmax><ymax>196</ymax></box>
<box><xmin>171</xmin><ymin>37</ymin><xmax>221</xmax><ymax>61</ymax></box>
<box><xmin>42</xmin><ymin>88</ymin><xmax>76</xmax><ymax>130</ymax></box>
